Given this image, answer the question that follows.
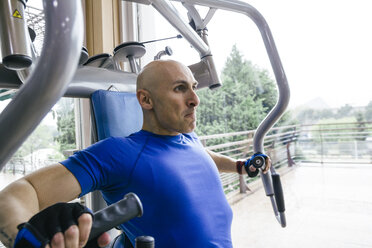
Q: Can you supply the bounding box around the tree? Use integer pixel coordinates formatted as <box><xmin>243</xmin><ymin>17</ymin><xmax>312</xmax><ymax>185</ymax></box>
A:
<box><xmin>336</xmin><ymin>104</ymin><xmax>353</xmax><ymax>118</ymax></box>
<box><xmin>196</xmin><ymin>45</ymin><xmax>277</xmax><ymax>136</ymax></box>
<box><xmin>54</xmin><ymin>98</ymin><xmax>76</xmax><ymax>155</ymax></box>
<box><xmin>318</xmin><ymin>109</ymin><xmax>334</xmax><ymax>119</ymax></box>
<box><xmin>355</xmin><ymin>112</ymin><xmax>367</xmax><ymax>141</ymax></box>
<box><xmin>6</xmin><ymin>123</ymin><xmax>62</xmax><ymax>173</ymax></box>
<box><xmin>365</xmin><ymin>101</ymin><xmax>372</xmax><ymax>122</ymax></box>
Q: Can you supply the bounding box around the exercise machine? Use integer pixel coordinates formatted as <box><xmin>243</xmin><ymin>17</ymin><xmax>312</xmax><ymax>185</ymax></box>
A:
<box><xmin>0</xmin><ymin>0</ymin><xmax>289</xmax><ymax>245</ymax></box>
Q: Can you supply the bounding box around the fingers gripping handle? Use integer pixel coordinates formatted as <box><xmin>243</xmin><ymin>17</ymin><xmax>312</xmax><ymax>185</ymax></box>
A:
<box><xmin>88</xmin><ymin>193</ymin><xmax>143</xmax><ymax>241</ymax></box>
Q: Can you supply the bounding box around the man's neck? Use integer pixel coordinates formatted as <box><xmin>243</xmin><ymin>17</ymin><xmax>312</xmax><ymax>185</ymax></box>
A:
<box><xmin>141</xmin><ymin>126</ymin><xmax>180</xmax><ymax>136</ymax></box>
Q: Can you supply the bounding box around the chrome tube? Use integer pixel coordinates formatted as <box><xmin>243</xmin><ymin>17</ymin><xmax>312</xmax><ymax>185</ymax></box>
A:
<box><xmin>0</xmin><ymin>66</ymin><xmax>138</xmax><ymax>98</ymax></box>
<box><xmin>0</xmin><ymin>0</ymin><xmax>84</xmax><ymax>170</ymax></box>
<box><xmin>66</xmin><ymin>67</ymin><xmax>137</xmax><ymax>97</ymax></box>
<box><xmin>0</xmin><ymin>0</ymin><xmax>32</xmax><ymax>70</ymax></box>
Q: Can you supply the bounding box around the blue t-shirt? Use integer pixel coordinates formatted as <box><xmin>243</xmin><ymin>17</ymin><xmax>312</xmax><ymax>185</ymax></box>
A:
<box><xmin>62</xmin><ymin>130</ymin><xmax>233</xmax><ymax>247</ymax></box>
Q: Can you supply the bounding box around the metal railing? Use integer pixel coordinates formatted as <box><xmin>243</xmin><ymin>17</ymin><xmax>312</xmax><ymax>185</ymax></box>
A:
<box><xmin>199</xmin><ymin>121</ymin><xmax>372</xmax><ymax>198</ymax></box>
<box><xmin>296</xmin><ymin>122</ymin><xmax>372</xmax><ymax>164</ymax></box>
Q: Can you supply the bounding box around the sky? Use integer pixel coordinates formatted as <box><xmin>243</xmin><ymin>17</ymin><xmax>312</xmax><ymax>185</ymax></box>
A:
<box><xmin>149</xmin><ymin>0</ymin><xmax>372</xmax><ymax>109</ymax></box>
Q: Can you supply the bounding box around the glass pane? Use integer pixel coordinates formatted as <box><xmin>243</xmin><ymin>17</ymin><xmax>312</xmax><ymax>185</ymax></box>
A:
<box><xmin>0</xmin><ymin>98</ymin><xmax>76</xmax><ymax>187</ymax></box>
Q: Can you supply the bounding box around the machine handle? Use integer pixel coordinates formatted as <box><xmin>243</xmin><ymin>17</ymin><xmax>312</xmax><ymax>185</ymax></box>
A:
<box><xmin>88</xmin><ymin>193</ymin><xmax>143</xmax><ymax>241</ymax></box>
<box><xmin>272</xmin><ymin>173</ymin><xmax>285</xmax><ymax>213</ymax></box>
<box><xmin>135</xmin><ymin>236</ymin><xmax>155</xmax><ymax>248</ymax></box>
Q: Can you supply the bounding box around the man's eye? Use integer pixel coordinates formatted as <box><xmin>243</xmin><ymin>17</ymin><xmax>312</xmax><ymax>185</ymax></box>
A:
<box><xmin>175</xmin><ymin>85</ymin><xmax>186</xmax><ymax>91</ymax></box>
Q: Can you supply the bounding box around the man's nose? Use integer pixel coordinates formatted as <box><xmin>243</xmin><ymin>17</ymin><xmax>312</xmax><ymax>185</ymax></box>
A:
<box><xmin>187</xmin><ymin>89</ymin><xmax>200</xmax><ymax>108</ymax></box>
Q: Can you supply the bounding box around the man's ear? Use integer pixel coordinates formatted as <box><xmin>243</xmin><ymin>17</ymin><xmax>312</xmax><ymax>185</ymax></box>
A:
<box><xmin>137</xmin><ymin>89</ymin><xmax>153</xmax><ymax>110</ymax></box>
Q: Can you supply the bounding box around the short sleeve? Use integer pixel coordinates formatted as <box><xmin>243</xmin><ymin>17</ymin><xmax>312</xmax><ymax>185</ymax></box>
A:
<box><xmin>60</xmin><ymin>137</ymin><xmax>132</xmax><ymax>197</ymax></box>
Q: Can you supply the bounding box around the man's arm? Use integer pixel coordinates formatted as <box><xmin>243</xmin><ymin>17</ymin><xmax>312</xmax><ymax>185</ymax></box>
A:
<box><xmin>206</xmin><ymin>149</ymin><xmax>271</xmax><ymax>174</ymax></box>
<box><xmin>0</xmin><ymin>163</ymin><xmax>96</xmax><ymax>247</ymax></box>
<box><xmin>205</xmin><ymin>149</ymin><xmax>240</xmax><ymax>173</ymax></box>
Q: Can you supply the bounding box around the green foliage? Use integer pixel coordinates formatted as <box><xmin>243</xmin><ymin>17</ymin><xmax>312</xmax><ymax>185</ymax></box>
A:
<box><xmin>316</xmin><ymin>116</ymin><xmax>356</xmax><ymax>124</ymax></box>
<box><xmin>54</xmin><ymin>98</ymin><xmax>76</xmax><ymax>155</ymax></box>
<box><xmin>7</xmin><ymin>123</ymin><xmax>64</xmax><ymax>172</ymax></box>
<box><xmin>355</xmin><ymin>112</ymin><xmax>367</xmax><ymax>141</ymax></box>
<box><xmin>336</xmin><ymin>104</ymin><xmax>353</xmax><ymax>118</ymax></box>
<box><xmin>196</xmin><ymin>45</ymin><xmax>278</xmax><ymax>136</ymax></box>
<box><xmin>277</xmin><ymin>110</ymin><xmax>298</xmax><ymax>126</ymax></box>
<box><xmin>366</xmin><ymin>101</ymin><xmax>372</xmax><ymax>121</ymax></box>
<box><xmin>295</xmin><ymin>103</ymin><xmax>365</xmax><ymax>124</ymax></box>
<box><xmin>295</xmin><ymin>100</ymin><xmax>372</xmax><ymax>126</ymax></box>
<box><xmin>13</xmin><ymin>124</ymin><xmax>56</xmax><ymax>157</ymax></box>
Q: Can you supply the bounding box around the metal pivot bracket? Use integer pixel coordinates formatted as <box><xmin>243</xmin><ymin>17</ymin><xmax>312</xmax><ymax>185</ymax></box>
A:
<box><xmin>113</xmin><ymin>41</ymin><xmax>146</xmax><ymax>73</ymax></box>
<box><xmin>123</xmin><ymin>0</ymin><xmax>221</xmax><ymax>89</ymax></box>
<box><xmin>182</xmin><ymin>3</ymin><xmax>216</xmax><ymax>32</ymax></box>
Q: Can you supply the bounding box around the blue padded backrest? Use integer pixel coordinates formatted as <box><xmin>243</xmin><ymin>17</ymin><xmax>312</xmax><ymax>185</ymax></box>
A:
<box><xmin>91</xmin><ymin>90</ymin><xmax>143</xmax><ymax>141</ymax></box>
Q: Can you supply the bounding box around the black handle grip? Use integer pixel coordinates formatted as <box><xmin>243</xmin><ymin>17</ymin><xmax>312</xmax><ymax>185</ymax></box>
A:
<box><xmin>88</xmin><ymin>193</ymin><xmax>143</xmax><ymax>241</ymax></box>
<box><xmin>272</xmin><ymin>173</ymin><xmax>285</xmax><ymax>212</ymax></box>
<box><xmin>135</xmin><ymin>236</ymin><xmax>155</xmax><ymax>248</ymax></box>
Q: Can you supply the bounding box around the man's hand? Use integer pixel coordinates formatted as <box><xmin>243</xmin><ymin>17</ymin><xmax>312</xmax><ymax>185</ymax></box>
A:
<box><xmin>249</xmin><ymin>155</ymin><xmax>272</xmax><ymax>174</ymax></box>
<box><xmin>14</xmin><ymin>202</ymin><xmax>111</xmax><ymax>248</ymax></box>
<box><xmin>45</xmin><ymin>214</ymin><xmax>111</xmax><ymax>248</ymax></box>
<box><xmin>237</xmin><ymin>155</ymin><xmax>272</xmax><ymax>177</ymax></box>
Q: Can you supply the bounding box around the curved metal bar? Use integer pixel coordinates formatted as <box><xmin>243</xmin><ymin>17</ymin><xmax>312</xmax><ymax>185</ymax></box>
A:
<box><xmin>150</xmin><ymin>0</ymin><xmax>211</xmax><ymax>58</ymax></box>
<box><xmin>182</xmin><ymin>0</ymin><xmax>289</xmax><ymax>227</ymax></box>
<box><xmin>181</xmin><ymin>0</ymin><xmax>290</xmax><ymax>116</ymax></box>
<box><xmin>0</xmin><ymin>0</ymin><xmax>84</xmax><ymax>170</ymax></box>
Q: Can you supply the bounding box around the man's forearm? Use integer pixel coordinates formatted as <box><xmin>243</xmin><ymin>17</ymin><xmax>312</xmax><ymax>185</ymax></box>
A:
<box><xmin>0</xmin><ymin>179</ymin><xmax>40</xmax><ymax>247</ymax></box>
<box><xmin>0</xmin><ymin>228</ymin><xmax>13</xmax><ymax>247</ymax></box>
<box><xmin>0</xmin><ymin>164</ymin><xmax>86</xmax><ymax>247</ymax></box>
<box><xmin>206</xmin><ymin>149</ymin><xmax>245</xmax><ymax>174</ymax></box>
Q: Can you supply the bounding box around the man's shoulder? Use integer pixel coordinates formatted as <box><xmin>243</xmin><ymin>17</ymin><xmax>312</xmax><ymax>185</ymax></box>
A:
<box><xmin>182</xmin><ymin>131</ymin><xmax>200</xmax><ymax>142</ymax></box>
<box><xmin>85</xmin><ymin>131</ymin><xmax>146</xmax><ymax>153</ymax></box>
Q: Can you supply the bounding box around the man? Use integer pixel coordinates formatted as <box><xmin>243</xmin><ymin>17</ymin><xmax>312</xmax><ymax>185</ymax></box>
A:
<box><xmin>0</xmin><ymin>60</ymin><xmax>270</xmax><ymax>248</ymax></box>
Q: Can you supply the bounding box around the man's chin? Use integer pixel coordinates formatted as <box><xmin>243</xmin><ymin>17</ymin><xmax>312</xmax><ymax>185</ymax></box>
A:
<box><xmin>177</xmin><ymin>120</ymin><xmax>197</xmax><ymax>133</ymax></box>
<box><xmin>184</xmin><ymin>123</ymin><xmax>196</xmax><ymax>133</ymax></box>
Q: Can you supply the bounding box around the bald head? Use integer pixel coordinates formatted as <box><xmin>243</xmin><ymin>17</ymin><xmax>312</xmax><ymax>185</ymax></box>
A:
<box><xmin>136</xmin><ymin>60</ymin><xmax>200</xmax><ymax>135</ymax></box>
<box><xmin>136</xmin><ymin>60</ymin><xmax>195</xmax><ymax>94</ymax></box>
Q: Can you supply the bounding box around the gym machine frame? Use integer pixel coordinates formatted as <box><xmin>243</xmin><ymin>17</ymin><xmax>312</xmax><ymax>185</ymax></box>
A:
<box><xmin>0</xmin><ymin>0</ymin><xmax>289</xmax><ymax>232</ymax></box>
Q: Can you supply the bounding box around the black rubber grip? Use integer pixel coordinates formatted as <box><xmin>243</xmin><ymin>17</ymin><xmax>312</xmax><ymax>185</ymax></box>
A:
<box><xmin>272</xmin><ymin>173</ymin><xmax>285</xmax><ymax>212</ymax></box>
<box><xmin>88</xmin><ymin>193</ymin><xmax>143</xmax><ymax>241</ymax></box>
<box><xmin>135</xmin><ymin>236</ymin><xmax>155</xmax><ymax>248</ymax></box>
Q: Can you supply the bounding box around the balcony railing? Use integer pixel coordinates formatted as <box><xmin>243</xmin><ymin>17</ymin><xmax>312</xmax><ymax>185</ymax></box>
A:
<box><xmin>199</xmin><ymin>121</ymin><xmax>372</xmax><ymax>199</ymax></box>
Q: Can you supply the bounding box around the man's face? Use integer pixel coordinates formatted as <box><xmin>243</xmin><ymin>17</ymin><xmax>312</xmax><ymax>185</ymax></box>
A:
<box><xmin>150</xmin><ymin>62</ymin><xmax>200</xmax><ymax>135</ymax></box>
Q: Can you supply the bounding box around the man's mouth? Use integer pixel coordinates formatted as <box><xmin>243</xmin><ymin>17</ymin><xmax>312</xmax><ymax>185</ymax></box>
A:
<box><xmin>184</xmin><ymin>111</ymin><xmax>195</xmax><ymax>119</ymax></box>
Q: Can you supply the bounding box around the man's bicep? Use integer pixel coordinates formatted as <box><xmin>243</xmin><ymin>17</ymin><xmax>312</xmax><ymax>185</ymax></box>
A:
<box><xmin>25</xmin><ymin>163</ymin><xmax>82</xmax><ymax>210</ymax></box>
